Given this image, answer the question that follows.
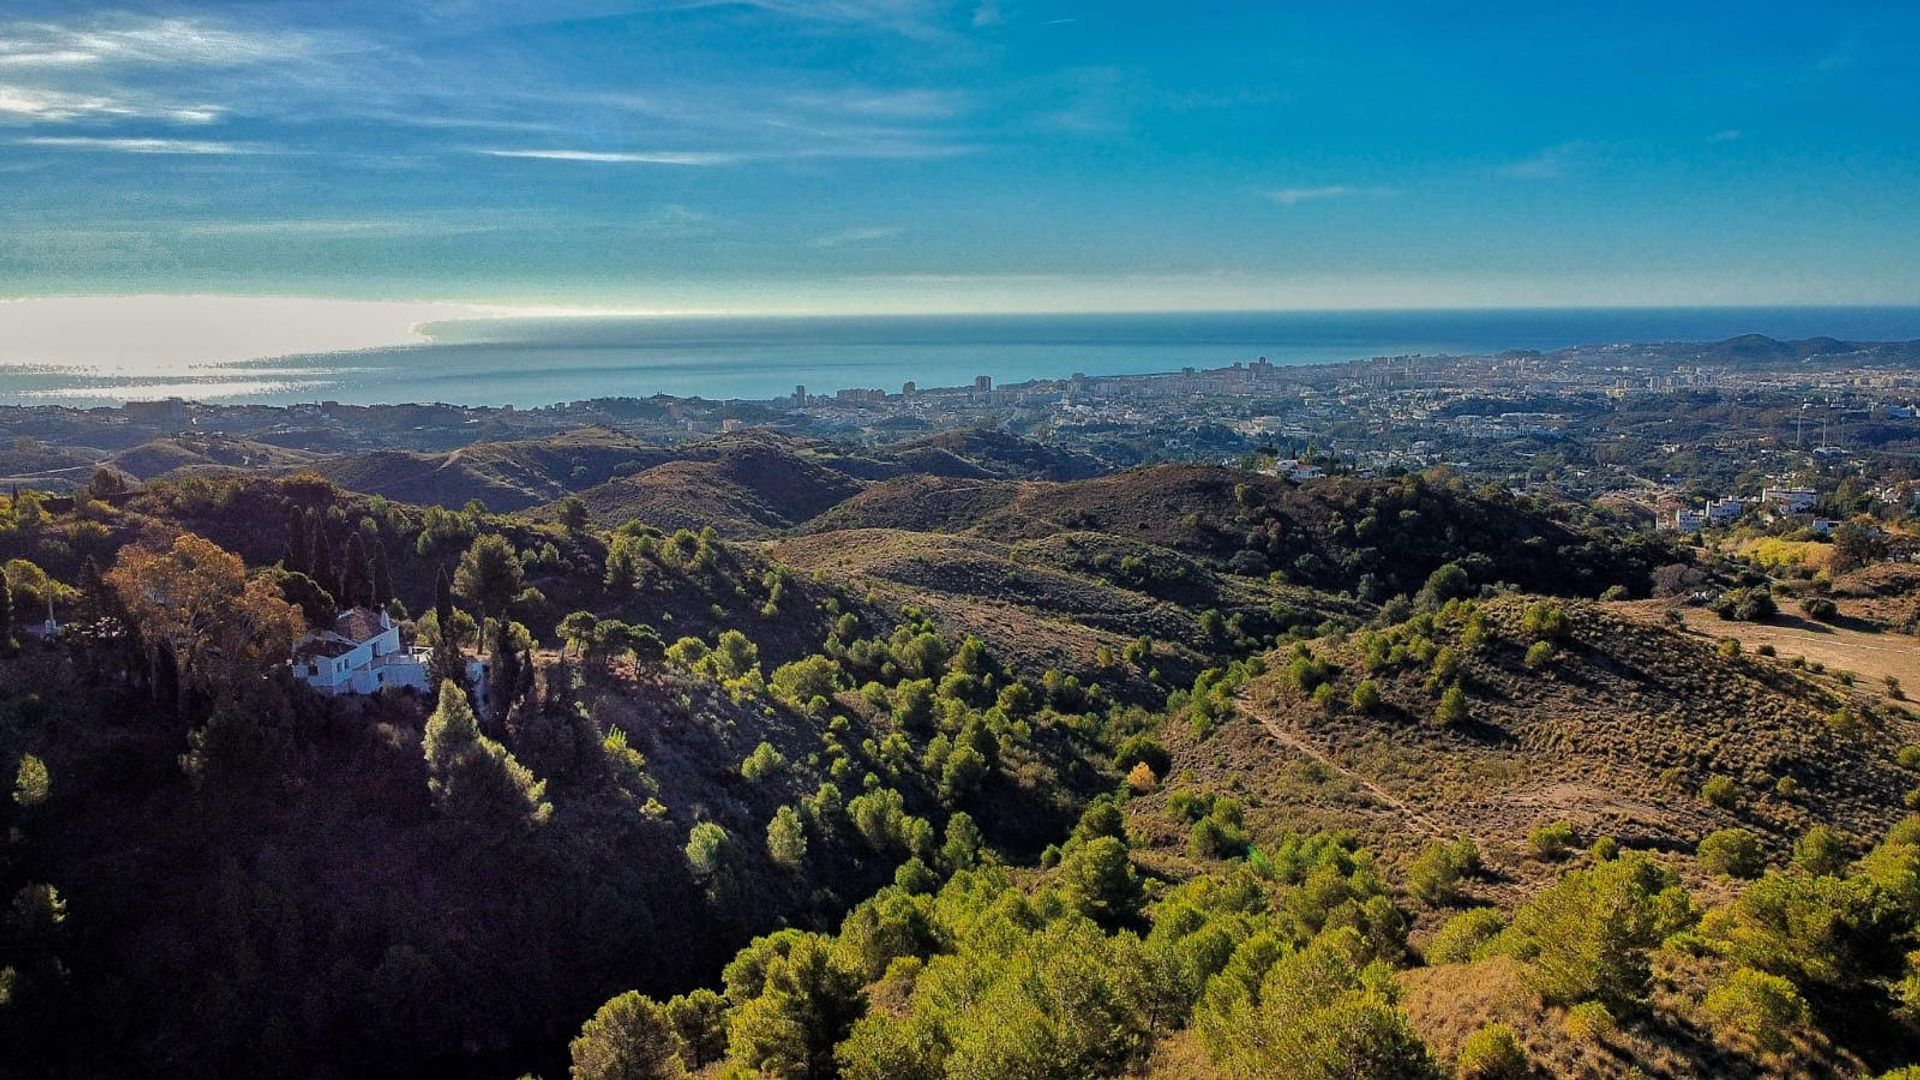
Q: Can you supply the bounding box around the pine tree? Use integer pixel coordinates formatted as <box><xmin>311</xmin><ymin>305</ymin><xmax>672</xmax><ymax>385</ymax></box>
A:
<box><xmin>309</xmin><ymin>511</ymin><xmax>335</xmax><ymax>598</ymax></box>
<box><xmin>370</xmin><ymin>538</ymin><xmax>392</xmax><ymax>609</ymax></box>
<box><xmin>78</xmin><ymin>556</ymin><xmax>105</xmax><ymax>624</ymax></box>
<box><xmin>340</xmin><ymin>532</ymin><xmax>371</xmax><ymax>610</ymax></box>
<box><xmin>285</xmin><ymin>505</ymin><xmax>308</xmax><ymax>573</ymax></box>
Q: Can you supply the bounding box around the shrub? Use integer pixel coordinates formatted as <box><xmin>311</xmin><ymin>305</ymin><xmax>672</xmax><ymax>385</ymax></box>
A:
<box><xmin>1699</xmin><ymin>774</ymin><xmax>1739</xmax><ymax>809</ymax></box>
<box><xmin>1349</xmin><ymin>678</ymin><xmax>1382</xmax><ymax>713</ymax></box>
<box><xmin>1562</xmin><ymin>1000</ymin><xmax>1616</xmax><ymax>1043</ymax></box>
<box><xmin>1456</xmin><ymin>1024</ymin><xmax>1528</xmax><ymax>1080</ymax></box>
<box><xmin>740</xmin><ymin>742</ymin><xmax>786</xmax><ymax>784</ymax></box>
<box><xmin>1523</xmin><ymin>601</ymin><xmax>1571</xmax><ymax>642</ymax></box>
<box><xmin>1434</xmin><ymin>683</ymin><xmax>1469</xmax><ymax>728</ymax></box>
<box><xmin>1800</xmin><ymin>595</ymin><xmax>1838</xmax><ymax>622</ymax></box>
<box><xmin>1590</xmin><ymin>836</ymin><xmax>1620</xmax><ymax>861</ymax></box>
<box><xmin>1702</xmin><ymin>968</ymin><xmax>1807</xmax><ymax>1053</ymax></box>
<box><xmin>1718</xmin><ymin>637</ymin><xmax>1742</xmax><ymax>658</ymax></box>
<box><xmin>1406</xmin><ymin>836</ymin><xmax>1480</xmax><ymax>908</ymax></box>
<box><xmin>1898</xmin><ymin>745</ymin><xmax>1920</xmax><ymax>771</ymax></box>
<box><xmin>1794</xmin><ymin>825</ymin><xmax>1850</xmax><ymax>876</ymax></box>
<box><xmin>1112</xmin><ymin>734</ymin><xmax>1171</xmax><ymax>777</ymax></box>
<box><xmin>1697</xmin><ymin>829</ymin><xmax>1765</xmax><ymax>879</ymax></box>
<box><xmin>1523</xmin><ymin>640</ymin><xmax>1556</xmax><ymax>670</ymax></box>
<box><xmin>1427</xmin><ymin>907</ymin><xmax>1505</xmax><ymax>964</ymax></box>
<box><xmin>1125</xmin><ymin>760</ymin><xmax>1157</xmax><ymax>792</ymax></box>
<box><xmin>1529</xmin><ymin>820</ymin><xmax>1576</xmax><ymax>860</ymax></box>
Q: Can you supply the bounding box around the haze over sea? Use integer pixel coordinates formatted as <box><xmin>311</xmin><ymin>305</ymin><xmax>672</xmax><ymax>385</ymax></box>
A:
<box><xmin>7</xmin><ymin>307</ymin><xmax>1920</xmax><ymax>409</ymax></box>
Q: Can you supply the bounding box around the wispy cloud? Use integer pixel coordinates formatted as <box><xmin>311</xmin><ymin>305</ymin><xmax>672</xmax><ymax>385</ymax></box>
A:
<box><xmin>480</xmin><ymin>148</ymin><xmax>742</xmax><ymax>166</ymax></box>
<box><xmin>812</xmin><ymin>226</ymin><xmax>903</xmax><ymax>247</ymax></box>
<box><xmin>19</xmin><ymin>136</ymin><xmax>270</xmax><ymax>155</ymax></box>
<box><xmin>1500</xmin><ymin>140</ymin><xmax>1592</xmax><ymax>180</ymax></box>
<box><xmin>0</xmin><ymin>17</ymin><xmax>320</xmax><ymax>68</ymax></box>
<box><xmin>0</xmin><ymin>84</ymin><xmax>223</xmax><ymax>124</ymax></box>
<box><xmin>1708</xmin><ymin>128</ymin><xmax>1742</xmax><ymax>143</ymax></box>
<box><xmin>1265</xmin><ymin>185</ymin><xmax>1356</xmax><ymax>206</ymax></box>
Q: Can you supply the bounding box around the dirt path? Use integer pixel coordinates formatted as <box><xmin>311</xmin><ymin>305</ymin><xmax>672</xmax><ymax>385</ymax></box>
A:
<box><xmin>1242</xmin><ymin>694</ymin><xmax>1461</xmax><ymax>842</ymax></box>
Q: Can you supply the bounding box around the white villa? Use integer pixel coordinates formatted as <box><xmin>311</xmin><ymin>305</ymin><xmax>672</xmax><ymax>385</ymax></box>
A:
<box><xmin>293</xmin><ymin>607</ymin><xmax>489</xmax><ymax>699</ymax></box>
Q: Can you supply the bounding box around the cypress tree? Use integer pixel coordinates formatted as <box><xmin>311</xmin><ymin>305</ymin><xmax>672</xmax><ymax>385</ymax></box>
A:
<box><xmin>430</xmin><ymin>567</ymin><xmax>462</xmax><ymax>689</ymax></box>
<box><xmin>285</xmin><ymin>506</ymin><xmax>308</xmax><ymax>574</ymax></box>
<box><xmin>0</xmin><ymin>565</ymin><xmax>13</xmax><ymax>651</ymax></box>
<box><xmin>309</xmin><ymin>511</ymin><xmax>335</xmax><ymax>599</ymax></box>
<box><xmin>370</xmin><ymin>538</ymin><xmax>393</xmax><ymax>609</ymax></box>
<box><xmin>341</xmin><ymin>532</ymin><xmax>371</xmax><ymax>610</ymax></box>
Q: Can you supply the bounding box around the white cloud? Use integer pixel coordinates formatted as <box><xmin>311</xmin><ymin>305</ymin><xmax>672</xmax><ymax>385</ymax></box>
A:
<box><xmin>1500</xmin><ymin>140</ymin><xmax>1592</xmax><ymax>179</ymax></box>
<box><xmin>0</xmin><ymin>83</ymin><xmax>223</xmax><ymax>124</ymax></box>
<box><xmin>479</xmin><ymin>148</ymin><xmax>742</xmax><ymax>166</ymax></box>
<box><xmin>812</xmin><ymin>226</ymin><xmax>903</xmax><ymax>247</ymax></box>
<box><xmin>1709</xmin><ymin>128</ymin><xmax>1742</xmax><ymax>143</ymax></box>
<box><xmin>0</xmin><ymin>17</ymin><xmax>318</xmax><ymax>69</ymax></box>
<box><xmin>19</xmin><ymin>136</ymin><xmax>269</xmax><ymax>155</ymax></box>
<box><xmin>1265</xmin><ymin>185</ymin><xmax>1356</xmax><ymax>206</ymax></box>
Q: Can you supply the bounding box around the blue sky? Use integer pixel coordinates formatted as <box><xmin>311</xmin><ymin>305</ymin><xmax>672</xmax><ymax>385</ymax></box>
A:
<box><xmin>2</xmin><ymin>1</ymin><xmax>1918</xmax><ymax>313</ymax></box>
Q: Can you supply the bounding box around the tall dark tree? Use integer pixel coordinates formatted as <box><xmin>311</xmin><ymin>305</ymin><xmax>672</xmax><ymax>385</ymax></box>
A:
<box><xmin>429</xmin><ymin>567</ymin><xmax>463</xmax><ymax>689</ymax></box>
<box><xmin>77</xmin><ymin>556</ymin><xmax>105</xmax><ymax>623</ymax></box>
<box><xmin>369</xmin><ymin>537</ymin><xmax>393</xmax><ymax>609</ymax></box>
<box><xmin>340</xmin><ymin>532</ymin><xmax>371</xmax><ymax>610</ymax></box>
<box><xmin>284</xmin><ymin>506</ymin><xmax>309</xmax><ymax>574</ymax></box>
<box><xmin>309</xmin><ymin>510</ymin><xmax>335</xmax><ymax>598</ymax></box>
<box><xmin>0</xmin><ymin>565</ymin><xmax>13</xmax><ymax>651</ymax></box>
<box><xmin>488</xmin><ymin>617</ymin><xmax>522</xmax><ymax>726</ymax></box>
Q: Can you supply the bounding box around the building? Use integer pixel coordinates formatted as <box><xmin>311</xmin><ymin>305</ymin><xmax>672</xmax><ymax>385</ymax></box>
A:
<box><xmin>1663</xmin><ymin>508</ymin><xmax>1707</xmax><ymax>532</ymax></box>
<box><xmin>973</xmin><ymin>375</ymin><xmax>992</xmax><ymax>392</ymax></box>
<box><xmin>1762</xmin><ymin>487</ymin><xmax>1818</xmax><ymax>513</ymax></box>
<box><xmin>291</xmin><ymin>607</ymin><xmax>483</xmax><ymax>697</ymax></box>
<box><xmin>1705</xmin><ymin>496</ymin><xmax>1748</xmax><ymax>526</ymax></box>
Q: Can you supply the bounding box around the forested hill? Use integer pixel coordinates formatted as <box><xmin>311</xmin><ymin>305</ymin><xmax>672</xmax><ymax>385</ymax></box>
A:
<box><xmin>1</xmin><ymin>459</ymin><xmax>1919</xmax><ymax>1078</ymax></box>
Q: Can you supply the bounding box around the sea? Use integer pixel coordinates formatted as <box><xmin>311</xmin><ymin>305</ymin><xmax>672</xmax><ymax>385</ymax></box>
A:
<box><xmin>7</xmin><ymin>306</ymin><xmax>1920</xmax><ymax>409</ymax></box>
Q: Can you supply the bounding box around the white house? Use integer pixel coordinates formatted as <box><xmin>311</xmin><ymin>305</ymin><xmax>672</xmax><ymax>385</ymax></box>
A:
<box><xmin>1762</xmin><ymin>487</ymin><xmax>1818</xmax><ymax>514</ymax></box>
<box><xmin>1705</xmin><ymin>496</ymin><xmax>1748</xmax><ymax>526</ymax></box>
<box><xmin>292</xmin><ymin>607</ymin><xmax>474</xmax><ymax>696</ymax></box>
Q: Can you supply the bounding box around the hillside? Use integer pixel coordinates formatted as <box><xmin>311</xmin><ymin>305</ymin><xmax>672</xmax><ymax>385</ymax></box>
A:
<box><xmin>309</xmin><ymin>427</ymin><xmax>665</xmax><ymax>512</ymax></box>
<box><xmin>809</xmin><ymin>466</ymin><xmax>1669</xmax><ymax>598</ymax></box>
<box><xmin>1136</xmin><ymin>597</ymin><xmax>1917</xmax><ymax>888</ymax></box>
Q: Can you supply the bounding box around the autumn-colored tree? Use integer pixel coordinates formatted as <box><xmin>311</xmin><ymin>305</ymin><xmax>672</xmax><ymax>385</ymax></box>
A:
<box><xmin>107</xmin><ymin>534</ymin><xmax>299</xmax><ymax>704</ymax></box>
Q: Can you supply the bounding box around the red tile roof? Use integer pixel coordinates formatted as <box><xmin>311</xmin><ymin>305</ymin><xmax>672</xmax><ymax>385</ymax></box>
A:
<box><xmin>334</xmin><ymin>608</ymin><xmax>385</xmax><ymax>644</ymax></box>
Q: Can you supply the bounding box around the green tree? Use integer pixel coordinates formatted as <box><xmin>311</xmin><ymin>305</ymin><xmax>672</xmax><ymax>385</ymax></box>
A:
<box><xmin>1697</xmin><ymin>828</ymin><xmax>1765</xmax><ymax>879</ymax></box>
<box><xmin>340</xmin><ymin>531</ymin><xmax>371</xmax><ymax>609</ymax></box>
<box><xmin>768</xmin><ymin>805</ymin><xmax>809</xmax><ymax>871</ymax></box>
<box><xmin>1197</xmin><ymin>926</ymin><xmax>1437</xmax><ymax>1080</ymax></box>
<box><xmin>559</xmin><ymin>495</ymin><xmax>590</xmax><ymax>534</ymax></box>
<box><xmin>422</xmin><ymin>680</ymin><xmax>551</xmax><ymax>827</ymax></box>
<box><xmin>454</xmin><ymin>533</ymin><xmax>524</xmax><ymax>626</ymax></box>
<box><xmin>570</xmin><ymin>990</ymin><xmax>688</xmax><ymax>1080</ymax></box>
<box><xmin>12</xmin><ymin>753</ymin><xmax>49</xmax><ymax>808</ymax></box>
<box><xmin>728</xmin><ymin>933</ymin><xmax>864</xmax><ymax>1080</ymax></box>
<box><xmin>429</xmin><ymin>567</ymin><xmax>464</xmax><ymax>688</ymax></box>
<box><xmin>1501</xmin><ymin>853</ymin><xmax>1693</xmax><ymax>1007</ymax></box>
<box><xmin>1794</xmin><ymin>825</ymin><xmax>1852</xmax><ymax>877</ymax></box>
<box><xmin>369</xmin><ymin>537</ymin><xmax>393</xmax><ymax>608</ymax></box>
<box><xmin>1058</xmin><ymin>835</ymin><xmax>1143</xmax><ymax>925</ymax></box>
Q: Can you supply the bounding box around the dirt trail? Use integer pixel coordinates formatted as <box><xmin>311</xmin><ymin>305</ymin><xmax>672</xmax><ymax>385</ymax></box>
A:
<box><xmin>1242</xmin><ymin>693</ymin><xmax>1462</xmax><ymax>842</ymax></box>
